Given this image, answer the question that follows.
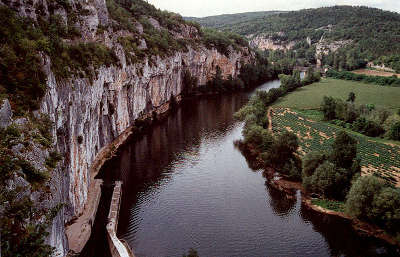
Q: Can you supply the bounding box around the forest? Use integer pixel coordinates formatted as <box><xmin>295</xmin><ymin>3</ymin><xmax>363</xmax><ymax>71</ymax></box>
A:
<box><xmin>190</xmin><ymin>6</ymin><xmax>400</xmax><ymax>71</ymax></box>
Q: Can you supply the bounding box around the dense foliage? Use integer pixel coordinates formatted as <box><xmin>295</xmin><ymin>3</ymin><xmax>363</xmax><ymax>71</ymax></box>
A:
<box><xmin>236</xmin><ymin>73</ymin><xmax>400</xmax><ymax>240</ymax></box>
<box><xmin>0</xmin><ymin>116</ymin><xmax>62</xmax><ymax>257</ymax></box>
<box><xmin>0</xmin><ymin>6</ymin><xmax>118</xmax><ymax>115</ymax></box>
<box><xmin>193</xmin><ymin>6</ymin><xmax>400</xmax><ymax>58</ymax></box>
<box><xmin>109</xmin><ymin>0</ymin><xmax>248</xmax><ymax>60</ymax></box>
<box><xmin>201</xmin><ymin>28</ymin><xmax>249</xmax><ymax>56</ymax></box>
<box><xmin>186</xmin><ymin>11</ymin><xmax>282</xmax><ymax>30</ymax></box>
<box><xmin>235</xmin><ymin>69</ymin><xmax>321</xmax><ymax>180</ymax></box>
<box><xmin>320</xmin><ymin>93</ymin><xmax>400</xmax><ymax>140</ymax></box>
<box><xmin>346</xmin><ymin>176</ymin><xmax>400</xmax><ymax>235</ymax></box>
<box><xmin>376</xmin><ymin>55</ymin><xmax>400</xmax><ymax>73</ymax></box>
<box><xmin>302</xmin><ymin>132</ymin><xmax>361</xmax><ymax>200</ymax></box>
<box><xmin>193</xmin><ymin>6</ymin><xmax>400</xmax><ymax>71</ymax></box>
<box><xmin>271</xmin><ymin>108</ymin><xmax>400</xmax><ymax>186</ymax></box>
<box><xmin>326</xmin><ymin>70</ymin><xmax>400</xmax><ymax>87</ymax></box>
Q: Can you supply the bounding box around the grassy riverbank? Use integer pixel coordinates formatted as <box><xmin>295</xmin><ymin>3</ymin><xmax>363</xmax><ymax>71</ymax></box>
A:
<box><xmin>235</xmin><ymin>72</ymin><xmax>400</xmax><ymax>247</ymax></box>
<box><xmin>273</xmin><ymin>78</ymin><xmax>400</xmax><ymax>112</ymax></box>
<box><xmin>270</xmin><ymin>108</ymin><xmax>400</xmax><ymax>186</ymax></box>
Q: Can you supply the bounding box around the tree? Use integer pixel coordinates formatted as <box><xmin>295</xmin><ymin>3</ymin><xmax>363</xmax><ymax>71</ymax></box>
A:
<box><xmin>303</xmin><ymin>161</ymin><xmax>348</xmax><ymax>198</ymax></box>
<box><xmin>242</xmin><ymin>125</ymin><xmax>273</xmax><ymax>152</ymax></box>
<box><xmin>371</xmin><ymin>187</ymin><xmax>400</xmax><ymax>232</ymax></box>
<box><xmin>321</xmin><ymin>96</ymin><xmax>337</xmax><ymax>120</ymax></box>
<box><xmin>345</xmin><ymin>176</ymin><xmax>384</xmax><ymax>220</ymax></box>
<box><xmin>302</xmin><ymin>151</ymin><xmax>328</xmax><ymax>177</ymax></box>
<box><xmin>262</xmin><ymin>132</ymin><xmax>299</xmax><ymax>169</ymax></box>
<box><xmin>347</xmin><ymin>92</ymin><xmax>356</xmax><ymax>102</ymax></box>
<box><xmin>330</xmin><ymin>131</ymin><xmax>357</xmax><ymax>169</ymax></box>
<box><xmin>388</xmin><ymin>121</ymin><xmax>400</xmax><ymax>140</ymax></box>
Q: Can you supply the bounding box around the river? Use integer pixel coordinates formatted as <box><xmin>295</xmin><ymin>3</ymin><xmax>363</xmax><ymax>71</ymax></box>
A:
<box><xmin>85</xmin><ymin>78</ymin><xmax>399</xmax><ymax>257</ymax></box>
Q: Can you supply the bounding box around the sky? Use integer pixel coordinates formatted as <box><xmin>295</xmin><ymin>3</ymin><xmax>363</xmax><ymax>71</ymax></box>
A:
<box><xmin>146</xmin><ymin>0</ymin><xmax>400</xmax><ymax>17</ymax></box>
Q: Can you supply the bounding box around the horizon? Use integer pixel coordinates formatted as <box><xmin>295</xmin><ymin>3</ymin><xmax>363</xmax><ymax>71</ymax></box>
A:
<box><xmin>146</xmin><ymin>0</ymin><xmax>400</xmax><ymax>17</ymax></box>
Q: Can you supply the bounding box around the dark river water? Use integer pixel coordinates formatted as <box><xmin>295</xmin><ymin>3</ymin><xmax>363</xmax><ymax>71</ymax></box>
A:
<box><xmin>91</xmin><ymin>79</ymin><xmax>399</xmax><ymax>257</ymax></box>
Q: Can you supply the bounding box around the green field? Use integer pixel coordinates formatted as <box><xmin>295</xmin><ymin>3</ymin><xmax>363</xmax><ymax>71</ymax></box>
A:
<box><xmin>273</xmin><ymin>78</ymin><xmax>400</xmax><ymax>112</ymax></box>
<box><xmin>271</xmin><ymin>108</ymin><xmax>400</xmax><ymax>186</ymax></box>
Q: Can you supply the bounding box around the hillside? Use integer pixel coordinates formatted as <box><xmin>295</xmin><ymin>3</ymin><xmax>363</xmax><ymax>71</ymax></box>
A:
<box><xmin>188</xmin><ymin>6</ymin><xmax>400</xmax><ymax>71</ymax></box>
<box><xmin>186</xmin><ymin>11</ymin><xmax>283</xmax><ymax>30</ymax></box>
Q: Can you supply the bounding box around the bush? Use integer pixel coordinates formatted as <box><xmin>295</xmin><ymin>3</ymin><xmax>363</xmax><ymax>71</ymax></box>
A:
<box><xmin>326</xmin><ymin>69</ymin><xmax>400</xmax><ymax>87</ymax></box>
<box><xmin>371</xmin><ymin>187</ymin><xmax>400</xmax><ymax>233</ymax></box>
<box><xmin>330</xmin><ymin>131</ymin><xmax>358</xmax><ymax>169</ymax></box>
<box><xmin>281</xmin><ymin>155</ymin><xmax>302</xmax><ymax>181</ymax></box>
<box><xmin>321</xmin><ymin>96</ymin><xmax>337</xmax><ymax>120</ymax></box>
<box><xmin>45</xmin><ymin>151</ymin><xmax>62</xmax><ymax>169</ymax></box>
<box><xmin>352</xmin><ymin>117</ymin><xmax>385</xmax><ymax>137</ymax></box>
<box><xmin>303</xmin><ymin>161</ymin><xmax>349</xmax><ymax>199</ymax></box>
<box><xmin>347</xmin><ymin>92</ymin><xmax>356</xmax><ymax>102</ymax></box>
<box><xmin>302</xmin><ymin>151</ymin><xmax>328</xmax><ymax>177</ymax></box>
<box><xmin>262</xmin><ymin>132</ymin><xmax>299</xmax><ymax>169</ymax></box>
<box><xmin>303</xmin><ymin>132</ymin><xmax>360</xmax><ymax>200</ymax></box>
<box><xmin>242</xmin><ymin>125</ymin><xmax>273</xmax><ymax>152</ymax></box>
<box><xmin>345</xmin><ymin>176</ymin><xmax>384</xmax><ymax>220</ymax></box>
<box><xmin>388</xmin><ymin>122</ymin><xmax>400</xmax><ymax>140</ymax></box>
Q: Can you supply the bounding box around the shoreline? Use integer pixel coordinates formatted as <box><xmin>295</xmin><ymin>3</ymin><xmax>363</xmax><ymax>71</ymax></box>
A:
<box><xmin>64</xmin><ymin>81</ymin><xmax>273</xmax><ymax>255</ymax></box>
<box><xmin>236</xmin><ymin>141</ymin><xmax>400</xmax><ymax>248</ymax></box>
<box><xmin>269</xmin><ymin>177</ymin><xmax>400</xmax><ymax>247</ymax></box>
<box><xmin>65</xmin><ymin>96</ymin><xmax>179</xmax><ymax>254</ymax></box>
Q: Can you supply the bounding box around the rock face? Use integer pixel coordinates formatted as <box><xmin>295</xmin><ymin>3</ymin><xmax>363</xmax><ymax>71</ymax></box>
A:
<box><xmin>315</xmin><ymin>39</ymin><xmax>352</xmax><ymax>67</ymax></box>
<box><xmin>0</xmin><ymin>99</ymin><xmax>12</xmax><ymax>128</ymax></box>
<box><xmin>0</xmin><ymin>0</ymin><xmax>253</xmax><ymax>255</ymax></box>
<box><xmin>249</xmin><ymin>35</ymin><xmax>295</xmax><ymax>51</ymax></box>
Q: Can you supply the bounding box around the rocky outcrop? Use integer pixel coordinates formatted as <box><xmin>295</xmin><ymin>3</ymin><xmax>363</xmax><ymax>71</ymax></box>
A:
<box><xmin>0</xmin><ymin>99</ymin><xmax>12</xmax><ymax>128</ymax></box>
<box><xmin>249</xmin><ymin>34</ymin><xmax>295</xmax><ymax>51</ymax></box>
<box><xmin>315</xmin><ymin>39</ymin><xmax>352</xmax><ymax>67</ymax></box>
<box><xmin>0</xmin><ymin>0</ymin><xmax>253</xmax><ymax>255</ymax></box>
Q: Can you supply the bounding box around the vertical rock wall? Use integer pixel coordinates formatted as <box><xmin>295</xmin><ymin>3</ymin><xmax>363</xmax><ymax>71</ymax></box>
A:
<box><xmin>1</xmin><ymin>0</ymin><xmax>253</xmax><ymax>255</ymax></box>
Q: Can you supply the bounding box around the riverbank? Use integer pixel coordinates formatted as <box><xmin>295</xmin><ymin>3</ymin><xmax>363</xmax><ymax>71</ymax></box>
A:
<box><xmin>65</xmin><ymin>97</ymin><xmax>179</xmax><ymax>254</ymax></box>
<box><xmin>236</xmin><ymin>141</ymin><xmax>400</xmax><ymax>248</ymax></box>
<box><xmin>65</xmin><ymin>76</ymin><xmax>277</xmax><ymax>255</ymax></box>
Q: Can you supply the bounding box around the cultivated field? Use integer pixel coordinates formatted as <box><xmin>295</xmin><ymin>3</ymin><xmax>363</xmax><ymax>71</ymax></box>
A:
<box><xmin>273</xmin><ymin>78</ymin><xmax>400</xmax><ymax>112</ymax></box>
<box><xmin>271</xmin><ymin>108</ymin><xmax>400</xmax><ymax>187</ymax></box>
<box><xmin>352</xmin><ymin>68</ymin><xmax>400</xmax><ymax>78</ymax></box>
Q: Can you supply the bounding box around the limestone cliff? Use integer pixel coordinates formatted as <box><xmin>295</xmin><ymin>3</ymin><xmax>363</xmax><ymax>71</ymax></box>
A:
<box><xmin>0</xmin><ymin>0</ymin><xmax>253</xmax><ymax>255</ymax></box>
<box><xmin>249</xmin><ymin>34</ymin><xmax>295</xmax><ymax>52</ymax></box>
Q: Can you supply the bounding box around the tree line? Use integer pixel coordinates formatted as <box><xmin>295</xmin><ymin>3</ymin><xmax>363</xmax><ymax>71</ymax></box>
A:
<box><xmin>234</xmin><ymin>71</ymin><xmax>400</xmax><ymax>242</ymax></box>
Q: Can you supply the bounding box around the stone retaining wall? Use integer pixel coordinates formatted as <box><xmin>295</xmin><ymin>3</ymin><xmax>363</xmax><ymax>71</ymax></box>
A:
<box><xmin>106</xmin><ymin>181</ymin><xmax>134</xmax><ymax>257</ymax></box>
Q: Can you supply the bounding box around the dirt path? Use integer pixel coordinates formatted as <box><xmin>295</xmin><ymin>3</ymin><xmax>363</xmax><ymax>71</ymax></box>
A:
<box><xmin>352</xmin><ymin>69</ymin><xmax>400</xmax><ymax>77</ymax></box>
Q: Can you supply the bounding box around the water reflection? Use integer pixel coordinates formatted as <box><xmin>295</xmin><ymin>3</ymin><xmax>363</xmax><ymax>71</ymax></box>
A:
<box><xmin>265</xmin><ymin>182</ymin><xmax>297</xmax><ymax>216</ymax></box>
<box><xmin>88</xmin><ymin>79</ymin><xmax>399</xmax><ymax>257</ymax></box>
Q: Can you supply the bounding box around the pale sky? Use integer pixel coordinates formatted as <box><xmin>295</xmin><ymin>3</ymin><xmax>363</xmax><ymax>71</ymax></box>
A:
<box><xmin>146</xmin><ymin>0</ymin><xmax>400</xmax><ymax>17</ymax></box>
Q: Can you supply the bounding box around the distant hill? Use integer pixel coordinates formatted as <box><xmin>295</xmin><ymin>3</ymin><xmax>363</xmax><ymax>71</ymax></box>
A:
<box><xmin>187</xmin><ymin>6</ymin><xmax>400</xmax><ymax>71</ymax></box>
<box><xmin>185</xmin><ymin>11</ymin><xmax>284</xmax><ymax>31</ymax></box>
